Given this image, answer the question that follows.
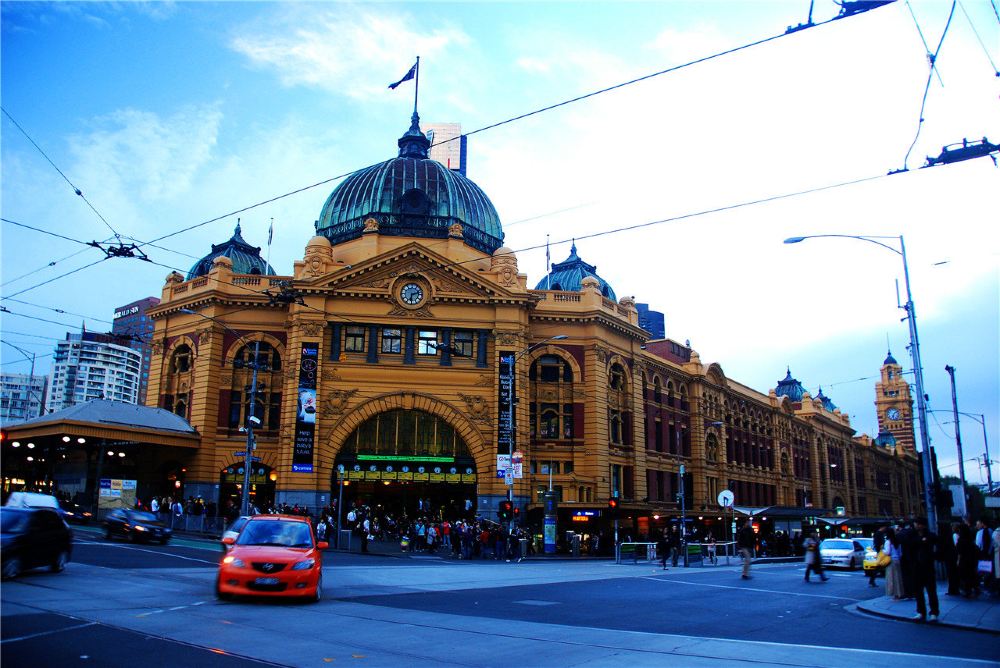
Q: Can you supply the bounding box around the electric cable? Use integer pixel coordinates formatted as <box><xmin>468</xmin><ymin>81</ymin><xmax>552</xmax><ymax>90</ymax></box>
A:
<box><xmin>136</xmin><ymin>2</ymin><xmax>890</xmax><ymax>253</ymax></box>
<box><xmin>0</xmin><ymin>308</ymin><xmax>81</xmax><ymax>329</ymax></box>
<box><xmin>2</xmin><ymin>297</ymin><xmax>113</xmax><ymax>325</ymax></box>
<box><xmin>1</xmin><ymin>218</ymin><xmax>92</xmax><ymax>247</ymax></box>
<box><xmin>959</xmin><ymin>0</ymin><xmax>1000</xmax><ymax>75</ymax></box>
<box><xmin>905</xmin><ymin>0</ymin><xmax>946</xmax><ymax>86</ymax></box>
<box><xmin>902</xmin><ymin>1</ymin><xmax>958</xmax><ymax>170</ymax></box>
<box><xmin>1</xmin><ymin>106</ymin><xmax>122</xmax><ymax>242</ymax></box>
<box><xmin>1</xmin><ymin>258</ymin><xmax>110</xmax><ymax>300</ymax></box>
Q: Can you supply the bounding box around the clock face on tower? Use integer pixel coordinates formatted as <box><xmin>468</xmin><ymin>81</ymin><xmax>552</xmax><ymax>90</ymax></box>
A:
<box><xmin>400</xmin><ymin>282</ymin><xmax>424</xmax><ymax>305</ymax></box>
<box><xmin>887</xmin><ymin>408</ymin><xmax>900</xmax><ymax>420</ymax></box>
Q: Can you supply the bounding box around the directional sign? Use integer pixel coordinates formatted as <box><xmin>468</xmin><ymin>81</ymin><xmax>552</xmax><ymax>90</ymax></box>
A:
<box><xmin>504</xmin><ymin>470</ymin><xmax>514</xmax><ymax>486</ymax></box>
<box><xmin>718</xmin><ymin>490</ymin><xmax>734</xmax><ymax>508</ymax></box>
<box><xmin>233</xmin><ymin>452</ymin><xmax>261</xmax><ymax>462</ymax></box>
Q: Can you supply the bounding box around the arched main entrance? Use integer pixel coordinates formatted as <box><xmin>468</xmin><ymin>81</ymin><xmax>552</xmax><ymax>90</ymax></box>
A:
<box><xmin>333</xmin><ymin>408</ymin><xmax>478</xmax><ymax>521</ymax></box>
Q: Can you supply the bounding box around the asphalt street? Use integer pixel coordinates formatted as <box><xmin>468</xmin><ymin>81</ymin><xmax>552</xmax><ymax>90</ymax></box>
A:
<box><xmin>2</xmin><ymin>528</ymin><xmax>997</xmax><ymax>667</ymax></box>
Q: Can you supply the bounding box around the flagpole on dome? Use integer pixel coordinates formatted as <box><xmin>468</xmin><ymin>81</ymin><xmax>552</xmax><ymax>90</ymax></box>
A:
<box><xmin>413</xmin><ymin>56</ymin><xmax>420</xmax><ymax>117</ymax></box>
<box><xmin>265</xmin><ymin>217</ymin><xmax>274</xmax><ymax>274</ymax></box>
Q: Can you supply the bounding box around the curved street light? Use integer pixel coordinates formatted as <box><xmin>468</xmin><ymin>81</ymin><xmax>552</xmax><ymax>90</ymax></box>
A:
<box><xmin>784</xmin><ymin>234</ymin><xmax>937</xmax><ymax>529</ymax></box>
<box><xmin>930</xmin><ymin>409</ymin><xmax>994</xmax><ymax>494</ymax></box>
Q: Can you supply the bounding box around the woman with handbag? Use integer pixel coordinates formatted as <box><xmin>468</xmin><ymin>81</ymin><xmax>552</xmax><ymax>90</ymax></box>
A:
<box><xmin>885</xmin><ymin>527</ymin><xmax>904</xmax><ymax>599</ymax></box>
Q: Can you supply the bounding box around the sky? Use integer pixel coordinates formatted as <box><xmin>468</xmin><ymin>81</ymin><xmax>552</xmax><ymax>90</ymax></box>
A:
<box><xmin>2</xmin><ymin>1</ymin><xmax>997</xmax><ymax>486</ymax></box>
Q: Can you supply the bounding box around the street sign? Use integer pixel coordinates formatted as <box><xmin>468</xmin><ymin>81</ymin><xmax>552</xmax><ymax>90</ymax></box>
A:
<box><xmin>233</xmin><ymin>451</ymin><xmax>261</xmax><ymax>462</ymax></box>
<box><xmin>717</xmin><ymin>490</ymin><xmax>734</xmax><ymax>508</ymax></box>
<box><xmin>504</xmin><ymin>470</ymin><xmax>514</xmax><ymax>486</ymax></box>
<box><xmin>512</xmin><ymin>462</ymin><xmax>523</xmax><ymax>479</ymax></box>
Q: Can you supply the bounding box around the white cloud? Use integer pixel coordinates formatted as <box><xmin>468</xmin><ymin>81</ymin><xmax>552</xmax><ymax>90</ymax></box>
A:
<box><xmin>230</xmin><ymin>6</ymin><xmax>470</xmax><ymax>99</ymax></box>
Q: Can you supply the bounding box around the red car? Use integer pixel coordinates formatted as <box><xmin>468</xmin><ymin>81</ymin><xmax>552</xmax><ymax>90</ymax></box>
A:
<box><xmin>216</xmin><ymin>515</ymin><xmax>327</xmax><ymax>602</ymax></box>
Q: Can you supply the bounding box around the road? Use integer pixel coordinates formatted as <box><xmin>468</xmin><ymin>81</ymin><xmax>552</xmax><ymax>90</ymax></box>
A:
<box><xmin>2</xmin><ymin>527</ymin><xmax>997</xmax><ymax>667</ymax></box>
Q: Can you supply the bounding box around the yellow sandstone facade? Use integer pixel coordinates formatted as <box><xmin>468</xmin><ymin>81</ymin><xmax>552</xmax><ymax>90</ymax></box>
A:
<box><xmin>146</xmin><ymin>119</ymin><xmax>922</xmax><ymax>534</ymax></box>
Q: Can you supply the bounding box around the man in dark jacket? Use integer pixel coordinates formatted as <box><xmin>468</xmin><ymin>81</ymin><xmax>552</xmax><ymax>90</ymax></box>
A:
<box><xmin>911</xmin><ymin>517</ymin><xmax>940</xmax><ymax>622</ymax></box>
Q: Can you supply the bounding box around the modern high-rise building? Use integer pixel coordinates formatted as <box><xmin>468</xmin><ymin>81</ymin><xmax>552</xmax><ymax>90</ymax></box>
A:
<box><xmin>425</xmin><ymin>122</ymin><xmax>467</xmax><ymax>176</ymax></box>
<box><xmin>636</xmin><ymin>303</ymin><xmax>665</xmax><ymax>340</ymax></box>
<box><xmin>0</xmin><ymin>373</ymin><xmax>48</xmax><ymax>423</ymax></box>
<box><xmin>111</xmin><ymin>297</ymin><xmax>160</xmax><ymax>404</ymax></box>
<box><xmin>46</xmin><ymin>331</ymin><xmax>142</xmax><ymax>412</ymax></box>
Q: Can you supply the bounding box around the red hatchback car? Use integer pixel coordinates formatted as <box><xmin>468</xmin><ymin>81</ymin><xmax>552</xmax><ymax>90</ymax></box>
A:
<box><xmin>216</xmin><ymin>515</ymin><xmax>327</xmax><ymax>602</ymax></box>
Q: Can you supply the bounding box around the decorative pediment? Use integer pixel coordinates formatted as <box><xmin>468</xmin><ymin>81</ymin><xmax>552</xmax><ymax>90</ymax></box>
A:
<box><xmin>316</xmin><ymin>245</ymin><xmax>513</xmax><ymax>302</ymax></box>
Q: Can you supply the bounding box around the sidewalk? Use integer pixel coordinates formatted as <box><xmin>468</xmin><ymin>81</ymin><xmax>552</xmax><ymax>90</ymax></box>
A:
<box><xmin>856</xmin><ymin>589</ymin><xmax>1000</xmax><ymax>633</ymax></box>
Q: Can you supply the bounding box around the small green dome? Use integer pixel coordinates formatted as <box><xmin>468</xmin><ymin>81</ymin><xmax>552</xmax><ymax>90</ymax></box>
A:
<box><xmin>315</xmin><ymin>114</ymin><xmax>504</xmax><ymax>255</ymax></box>
<box><xmin>534</xmin><ymin>242</ymin><xmax>617</xmax><ymax>300</ymax></box>
<box><xmin>187</xmin><ymin>222</ymin><xmax>275</xmax><ymax>279</ymax></box>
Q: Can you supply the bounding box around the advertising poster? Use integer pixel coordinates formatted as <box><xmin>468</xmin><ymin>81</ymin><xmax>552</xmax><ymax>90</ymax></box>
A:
<box><xmin>292</xmin><ymin>342</ymin><xmax>319</xmax><ymax>472</ymax></box>
<box><xmin>98</xmin><ymin>478</ymin><xmax>137</xmax><ymax>509</ymax></box>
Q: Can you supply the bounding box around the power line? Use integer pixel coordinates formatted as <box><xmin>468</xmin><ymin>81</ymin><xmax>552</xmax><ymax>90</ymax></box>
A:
<box><xmin>2</xmin><ymin>298</ymin><xmax>113</xmax><ymax>325</ymax></box>
<box><xmin>1</xmin><ymin>217</ymin><xmax>92</xmax><ymax>246</ymax></box>
<box><xmin>136</xmin><ymin>3</ymin><xmax>887</xmax><ymax>254</ymax></box>
<box><xmin>1</xmin><ymin>258</ymin><xmax>109</xmax><ymax>300</ymax></box>
<box><xmin>0</xmin><ymin>238</ymin><xmax>112</xmax><ymax>290</ymax></box>
<box><xmin>1</xmin><ymin>352</ymin><xmax>54</xmax><ymax>367</ymax></box>
<box><xmin>958</xmin><ymin>0</ymin><xmax>1000</xmax><ymax>76</ymax></box>
<box><xmin>902</xmin><ymin>1</ymin><xmax>958</xmax><ymax>170</ymax></box>
<box><xmin>1</xmin><ymin>106</ymin><xmax>122</xmax><ymax>242</ymax></box>
<box><xmin>0</xmin><ymin>307</ymin><xmax>80</xmax><ymax>329</ymax></box>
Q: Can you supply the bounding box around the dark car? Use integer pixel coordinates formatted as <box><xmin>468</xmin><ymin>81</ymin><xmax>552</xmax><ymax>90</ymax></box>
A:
<box><xmin>104</xmin><ymin>508</ymin><xmax>172</xmax><ymax>544</ymax></box>
<box><xmin>59</xmin><ymin>499</ymin><xmax>93</xmax><ymax>525</ymax></box>
<box><xmin>1</xmin><ymin>507</ymin><xmax>73</xmax><ymax>580</ymax></box>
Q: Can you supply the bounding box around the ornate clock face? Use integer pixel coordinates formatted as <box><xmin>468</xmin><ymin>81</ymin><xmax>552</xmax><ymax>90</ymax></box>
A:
<box><xmin>400</xmin><ymin>282</ymin><xmax>424</xmax><ymax>305</ymax></box>
<box><xmin>887</xmin><ymin>408</ymin><xmax>900</xmax><ymax>420</ymax></box>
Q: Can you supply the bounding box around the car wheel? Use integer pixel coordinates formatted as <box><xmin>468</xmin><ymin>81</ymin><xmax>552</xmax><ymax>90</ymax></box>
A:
<box><xmin>310</xmin><ymin>572</ymin><xmax>323</xmax><ymax>603</ymax></box>
<box><xmin>848</xmin><ymin>557</ymin><xmax>856</xmax><ymax>570</ymax></box>
<box><xmin>2</xmin><ymin>557</ymin><xmax>22</xmax><ymax>580</ymax></box>
<box><xmin>159</xmin><ymin>538</ymin><xmax>170</xmax><ymax>545</ymax></box>
<box><xmin>130</xmin><ymin>532</ymin><xmax>140</xmax><ymax>543</ymax></box>
<box><xmin>215</xmin><ymin>577</ymin><xmax>232</xmax><ymax>601</ymax></box>
<box><xmin>50</xmin><ymin>550</ymin><xmax>69</xmax><ymax>573</ymax></box>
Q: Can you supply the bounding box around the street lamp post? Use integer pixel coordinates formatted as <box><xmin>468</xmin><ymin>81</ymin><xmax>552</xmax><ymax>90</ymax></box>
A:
<box><xmin>503</xmin><ymin>335</ymin><xmax>568</xmax><ymax>532</ymax></box>
<box><xmin>943</xmin><ymin>365</ymin><xmax>968</xmax><ymax>505</ymax></box>
<box><xmin>784</xmin><ymin>234</ymin><xmax>938</xmax><ymax>530</ymax></box>
<box><xmin>180</xmin><ymin>308</ymin><xmax>261</xmax><ymax>517</ymax></box>
<box><xmin>931</xmin><ymin>409</ymin><xmax>994</xmax><ymax>495</ymax></box>
<box><xmin>2</xmin><ymin>341</ymin><xmax>42</xmax><ymax>420</ymax></box>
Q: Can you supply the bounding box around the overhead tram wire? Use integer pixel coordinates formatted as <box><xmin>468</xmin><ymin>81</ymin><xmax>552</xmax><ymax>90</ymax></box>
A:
<box><xmin>0</xmin><ymin>307</ymin><xmax>83</xmax><ymax>329</ymax></box>
<box><xmin>0</xmin><ymin>238</ymin><xmax>112</xmax><ymax>289</ymax></box>
<box><xmin>959</xmin><ymin>0</ymin><xmax>1000</xmax><ymax>75</ymax></box>
<box><xmin>2</xmin><ymin>297</ymin><xmax>113</xmax><ymax>325</ymax></box>
<box><xmin>1</xmin><ymin>218</ymin><xmax>94</xmax><ymax>247</ymax></box>
<box><xmin>1</xmin><ymin>258</ymin><xmax>110</xmax><ymax>300</ymax></box>
<box><xmin>902</xmin><ymin>1</ymin><xmax>958</xmax><ymax>171</ymax></box>
<box><xmin>1</xmin><ymin>106</ymin><xmax>123</xmax><ymax>243</ymax></box>
<box><xmin>136</xmin><ymin>2</ymin><xmax>893</xmax><ymax>255</ymax></box>
<box><xmin>905</xmin><ymin>0</ymin><xmax>946</xmax><ymax>86</ymax></box>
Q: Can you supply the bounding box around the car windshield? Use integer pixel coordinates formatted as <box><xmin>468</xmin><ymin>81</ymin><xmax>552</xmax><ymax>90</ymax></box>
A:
<box><xmin>856</xmin><ymin>538</ymin><xmax>873</xmax><ymax>549</ymax></box>
<box><xmin>821</xmin><ymin>540</ymin><xmax>854</xmax><ymax>550</ymax></box>
<box><xmin>237</xmin><ymin>520</ymin><xmax>313</xmax><ymax>548</ymax></box>
<box><xmin>0</xmin><ymin>511</ymin><xmax>29</xmax><ymax>534</ymax></box>
<box><xmin>128</xmin><ymin>511</ymin><xmax>159</xmax><ymax>522</ymax></box>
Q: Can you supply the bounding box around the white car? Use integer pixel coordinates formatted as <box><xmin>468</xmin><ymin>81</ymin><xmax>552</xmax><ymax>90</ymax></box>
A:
<box><xmin>819</xmin><ymin>538</ymin><xmax>865</xmax><ymax>569</ymax></box>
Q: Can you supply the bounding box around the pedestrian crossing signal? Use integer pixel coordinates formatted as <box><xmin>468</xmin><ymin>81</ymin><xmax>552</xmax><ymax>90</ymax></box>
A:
<box><xmin>608</xmin><ymin>498</ymin><xmax>619</xmax><ymax>517</ymax></box>
<box><xmin>499</xmin><ymin>500</ymin><xmax>513</xmax><ymax>521</ymax></box>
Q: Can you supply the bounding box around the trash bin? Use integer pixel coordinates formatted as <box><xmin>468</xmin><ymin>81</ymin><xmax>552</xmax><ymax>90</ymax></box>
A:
<box><xmin>338</xmin><ymin>529</ymin><xmax>352</xmax><ymax>551</ymax></box>
<box><xmin>519</xmin><ymin>538</ymin><xmax>529</xmax><ymax>560</ymax></box>
<box><xmin>571</xmin><ymin>533</ymin><xmax>581</xmax><ymax>557</ymax></box>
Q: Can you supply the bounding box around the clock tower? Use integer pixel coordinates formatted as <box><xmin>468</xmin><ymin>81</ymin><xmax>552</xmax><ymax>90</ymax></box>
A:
<box><xmin>874</xmin><ymin>350</ymin><xmax>915</xmax><ymax>454</ymax></box>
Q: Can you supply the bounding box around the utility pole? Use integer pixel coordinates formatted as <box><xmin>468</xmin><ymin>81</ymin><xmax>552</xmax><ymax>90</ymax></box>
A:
<box><xmin>679</xmin><ymin>464</ymin><xmax>687</xmax><ymax>567</ymax></box>
<box><xmin>944</xmin><ymin>365</ymin><xmax>968</xmax><ymax>508</ymax></box>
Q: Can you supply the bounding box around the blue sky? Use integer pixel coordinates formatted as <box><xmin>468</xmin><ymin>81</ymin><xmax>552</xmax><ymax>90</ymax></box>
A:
<box><xmin>2</xmin><ymin>1</ymin><xmax>997</xmax><ymax>485</ymax></box>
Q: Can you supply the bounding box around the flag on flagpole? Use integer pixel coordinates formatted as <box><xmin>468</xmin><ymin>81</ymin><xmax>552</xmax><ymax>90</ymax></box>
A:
<box><xmin>268</xmin><ymin>218</ymin><xmax>274</xmax><ymax>246</ymax></box>
<box><xmin>545</xmin><ymin>234</ymin><xmax>551</xmax><ymax>290</ymax></box>
<box><xmin>388</xmin><ymin>61</ymin><xmax>417</xmax><ymax>89</ymax></box>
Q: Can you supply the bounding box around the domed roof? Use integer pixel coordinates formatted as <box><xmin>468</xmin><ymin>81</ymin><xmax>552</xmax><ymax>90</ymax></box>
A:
<box><xmin>816</xmin><ymin>386</ymin><xmax>837</xmax><ymax>412</ymax></box>
<box><xmin>534</xmin><ymin>241</ymin><xmax>617</xmax><ymax>300</ymax></box>
<box><xmin>775</xmin><ymin>368</ymin><xmax>807</xmax><ymax>402</ymax></box>
<box><xmin>315</xmin><ymin>113</ymin><xmax>504</xmax><ymax>255</ymax></box>
<box><xmin>187</xmin><ymin>222</ymin><xmax>276</xmax><ymax>279</ymax></box>
<box><xmin>883</xmin><ymin>349</ymin><xmax>898</xmax><ymax>365</ymax></box>
<box><xmin>874</xmin><ymin>430</ymin><xmax>897</xmax><ymax>448</ymax></box>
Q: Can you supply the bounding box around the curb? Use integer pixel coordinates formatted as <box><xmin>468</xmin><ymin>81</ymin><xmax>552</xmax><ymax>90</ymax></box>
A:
<box><xmin>853</xmin><ymin>601</ymin><xmax>1000</xmax><ymax>635</ymax></box>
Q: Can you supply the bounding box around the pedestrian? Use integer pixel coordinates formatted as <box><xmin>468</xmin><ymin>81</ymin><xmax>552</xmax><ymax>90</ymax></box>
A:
<box><xmin>656</xmin><ymin>531</ymin><xmax>669</xmax><ymax>570</ymax></box>
<box><xmin>868</xmin><ymin>527</ymin><xmax>886</xmax><ymax>587</ymax></box>
<box><xmin>150</xmin><ymin>496</ymin><xmax>160</xmax><ymax>514</ymax></box>
<box><xmin>910</xmin><ymin>517</ymin><xmax>940</xmax><ymax>622</ymax></box>
<box><xmin>707</xmin><ymin>534</ymin><xmax>717</xmax><ymax>565</ymax></box>
<box><xmin>737</xmin><ymin>521</ymin><xmax>756</xmax><ymax>579</ymax></box>
<box><xmin>956</xmin><ymin>521</ymin><xmax>980</xmax><ymax>597</ymax></box>
<box><xmin>942</xmin><ymin>523</ymin><xmax>962</xmax><ymax>595</ymax></box>
<box><xmin>803</xmin><ymin>531</ymin><xmax>829</xmax><ymax>582</ymax></box>
<box><xmin>884</xmin><ymin>527</ymin><xmax>904</xmax><ymax>599</ymax></box>
<box><xmin>669</xmin><ymin>526</ymin><xmax>681</xmax><ymax>567</ymax></box>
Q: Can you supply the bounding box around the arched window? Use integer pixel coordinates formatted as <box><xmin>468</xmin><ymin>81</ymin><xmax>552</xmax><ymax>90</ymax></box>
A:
<box><xmin>163</xmin><ymin>343</ymin><xmax>194</xmax><ymax>418</ymax></box>
<box><xmin>529</xmin><ymin>354</ymin><xmax>576</xmax><ymax>441</ymax></box>
<box><xmin>228</xmin><ymin>342</ymin><xmax>283</xmax><ymax>432</ymax></box>
<box><xmin>341</xmin><ymin>409</ymin><xmax>470</xmax><ymax>459</ymax></box>
<box><xmin>607</xmin><ymin>362</ymin><xmax>631</xmax><ymax>446</ymax></box>
<box><xmin>653</xmin><ymin>377</ymin><xmax>662</xmax><ymax>403</ymax></box>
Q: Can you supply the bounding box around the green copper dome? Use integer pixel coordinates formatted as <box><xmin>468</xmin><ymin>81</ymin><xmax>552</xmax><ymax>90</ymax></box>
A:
<box><xmin>534</xmin><ymin>242</ymin><xmax>617</xmax><ymax>300</ymax></box>
<box><xmin>315</xmin><ymin>114</ymin><xmax>504</xmax><ymax>255</ymax></box>
<box><xmin>187</xmin><ymin>222</ymin><xmax>276</xmax><ymax>279</ymax></box>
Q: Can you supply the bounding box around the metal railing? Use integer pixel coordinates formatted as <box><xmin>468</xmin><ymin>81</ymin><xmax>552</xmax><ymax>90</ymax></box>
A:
<box><xmin>616</xmin><ymin>541</ymin><xmax>736</xmax><ymax>566</ymax></box>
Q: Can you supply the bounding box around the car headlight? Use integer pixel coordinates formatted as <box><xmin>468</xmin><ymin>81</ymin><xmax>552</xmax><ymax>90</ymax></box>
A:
<box><xmin>291</xmin><ymin>559</ymin><xmax>315</xmax><ymax>570</ymax></box>
<box><xmin>135</xmin><ymin>525</ymin><xmax>147</xmax><ymax>532</ymax></box>
<box><xmin>222</xmin><ymin>556</ymin><xmax>245</xmax><ymax>567</ymax></box>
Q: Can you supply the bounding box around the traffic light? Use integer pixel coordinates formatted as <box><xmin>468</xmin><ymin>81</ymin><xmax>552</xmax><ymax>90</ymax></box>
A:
<box><xmin>512</xmin><ymin>507</ymin><xmax>521</xmax><ymax>523</ymax></box>
<box><xmin>607</xmin><ymin>497</ymin><xmax>619</xmax><ymax>518</ymax></box>
<box><xmin>499</xmin><ymin>500</ymin><xmax>513</xmax><ymax>521</ymax></box>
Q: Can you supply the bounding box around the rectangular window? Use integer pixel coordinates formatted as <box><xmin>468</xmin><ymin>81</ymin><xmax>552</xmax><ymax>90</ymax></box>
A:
<box><xmin>418</xmin><ymin>330</ymin><xmax>438</xmax><ymax>355</ymax></box>
<box><xmin>345</xmin><ymin>326</ymin><xmax>365</xmax><ymax>352</ymax></box>
<box><xmin>453</xmin><ymin>331</ymin><xmax>473</xmax><ymax>358</ymax></box>
<box><xmin>563</xmin><ymin>460</ymin><xmax>574</xmax><ymax>474</ymax></box>
<box><xmin>381</xmin><ymin>328</ymin><xmax>402</xmax><ymax>354</ymax></box>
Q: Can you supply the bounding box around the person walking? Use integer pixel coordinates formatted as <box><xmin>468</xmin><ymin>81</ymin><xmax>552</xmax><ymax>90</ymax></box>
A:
<box><xmin>737</xmin><ymin>521</ymin><xmax>756</xmax><ymax>580</ymax></box>
<box><xmin>868</xmin><ymin>527</ymin><xmax>886</xmax><ymax>587</ymax></box>
<box><xmin>656</xmin><ymin>531</ymin><xmax>669</xmax><ymax>570</ymax></box>
<box><xmin>803</xmin><ymin>532</ymin><xmax>829</xmax><ymax>582</ymax></box>
<box><xmin>707</xmin><ymin>535</ymin><xmax>718</xmax><ymax>566</ymax></box>
<box><xmin>911</xmin><ymin>517</ymin><xmax>940</xmax><ymax>622</ymax></box>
